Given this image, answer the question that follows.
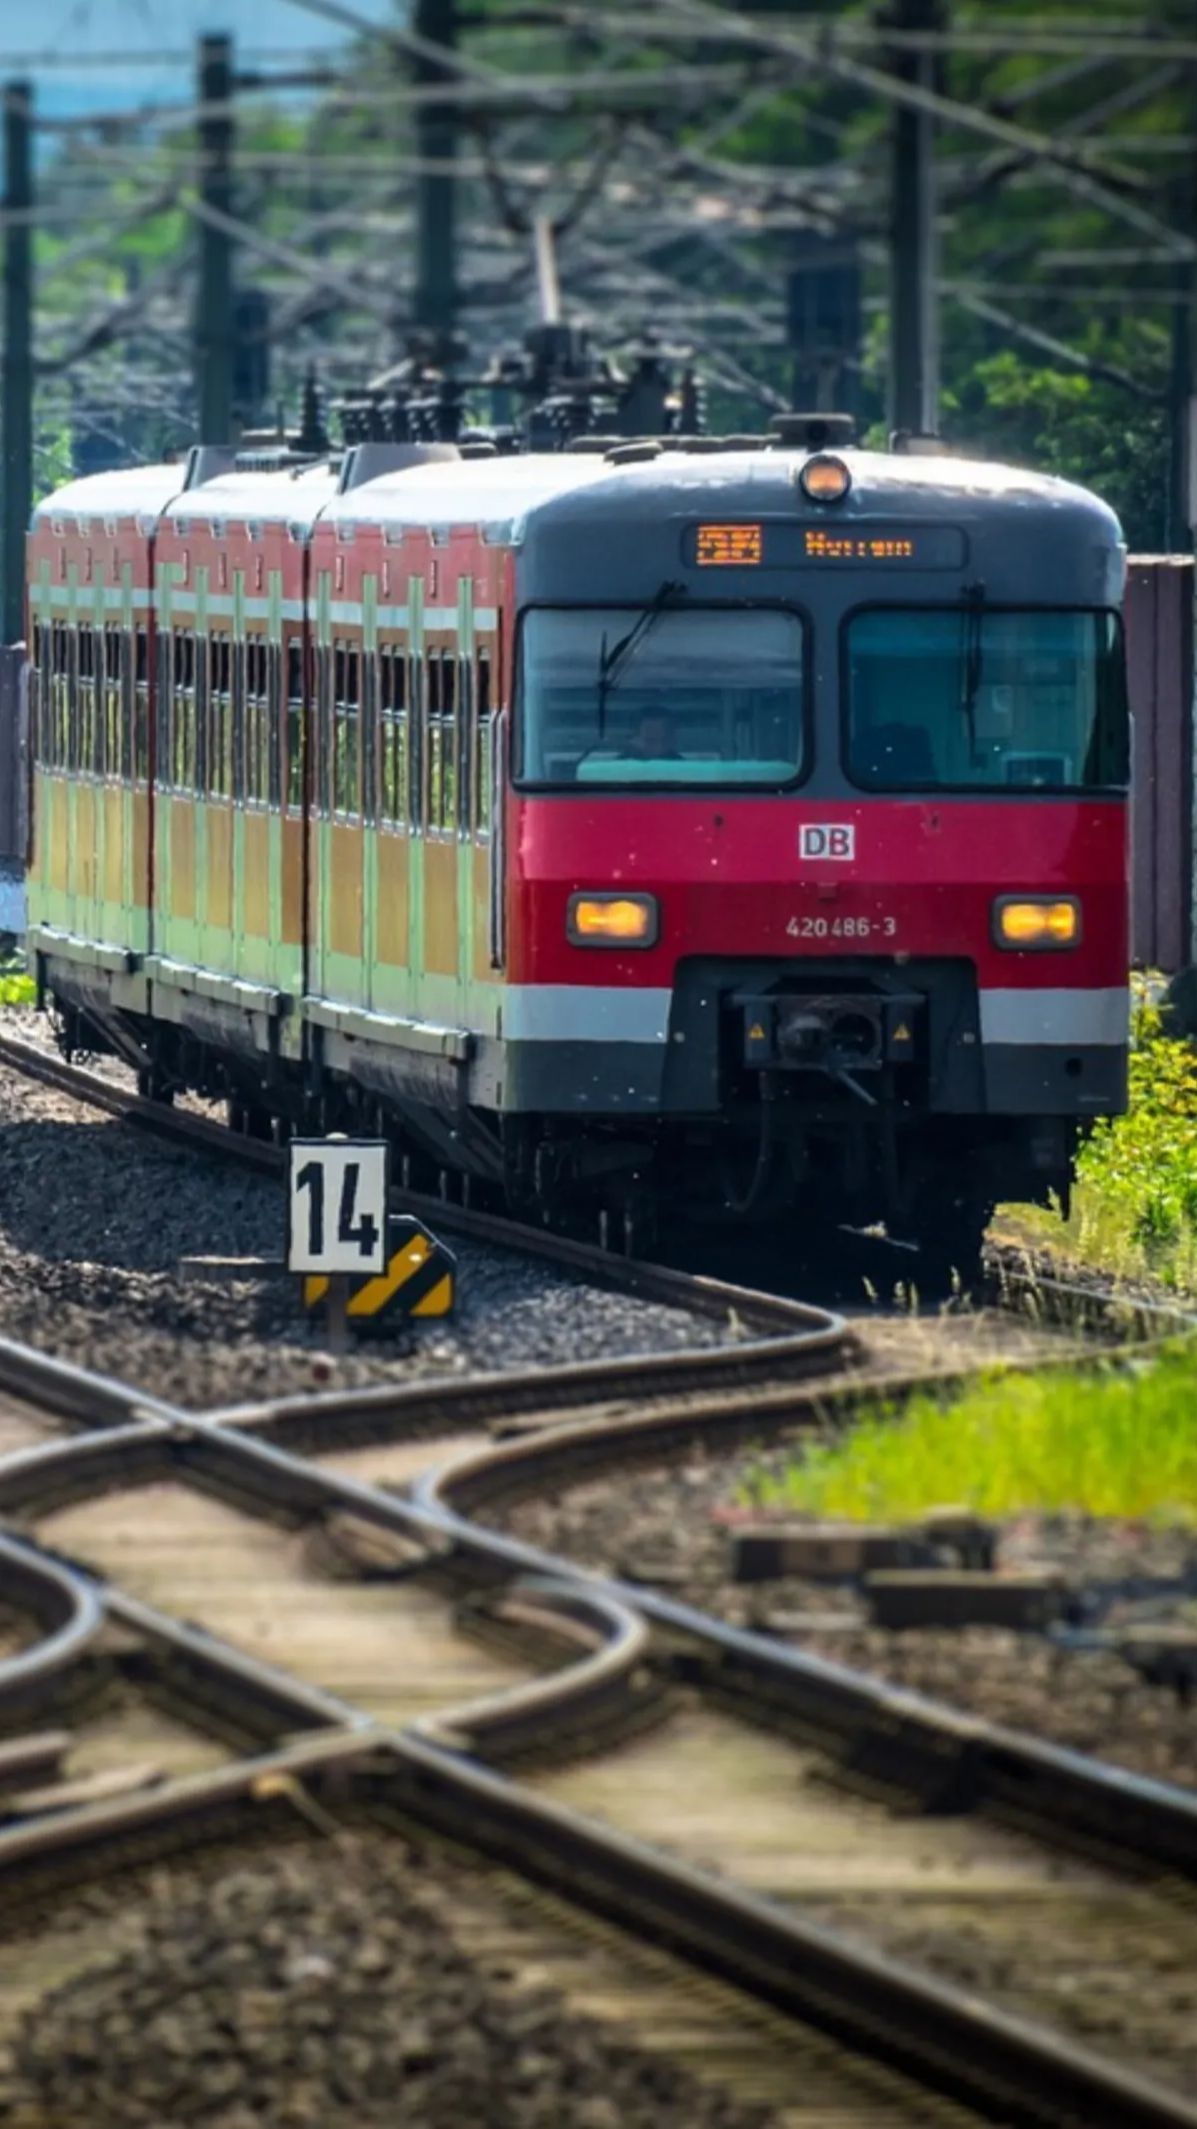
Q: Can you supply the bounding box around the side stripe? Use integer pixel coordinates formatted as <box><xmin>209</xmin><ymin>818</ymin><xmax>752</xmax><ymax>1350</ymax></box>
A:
<box><xmin>979</xmin><ymin>987</ymin><xmax>1128</xmax><ymax>1047</ymax></box>
<box><xmin>33</xmin><ymin>582</ymin><xmax>152</xmax><ymax>614</ymax></box>
<box><xmin>501</xmin><ymin>985</ymin><xmax>672</xmax><ymax>1044</ymax></box>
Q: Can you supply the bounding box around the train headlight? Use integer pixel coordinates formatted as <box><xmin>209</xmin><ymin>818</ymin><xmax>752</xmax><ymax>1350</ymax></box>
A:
<box><xmin>993</xmin><ymin>896</ymin><xmax>1081</xmax><ymax>949</ymax></box>
<box><xmin>798</xmin><ymin>454</ymin><xmax>851</xmax><ymax>503</ymax></box>
<box><xmin>567</xmin><ymin>892</ymin><xmax>659</xmax><ymax>947</ymax></box>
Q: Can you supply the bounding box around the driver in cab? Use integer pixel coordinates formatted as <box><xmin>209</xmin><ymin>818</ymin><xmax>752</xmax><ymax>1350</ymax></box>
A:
<box><xmin>620</xmin><ymin>711</ymin><xmax>682</xmax><ymax>761</ymax></box>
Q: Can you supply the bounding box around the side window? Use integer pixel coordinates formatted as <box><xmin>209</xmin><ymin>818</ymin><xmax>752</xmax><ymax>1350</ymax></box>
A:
<box><xmin>157</xmin><ymin>632</ymin><xmax>172</xmax><ymax>790</ymax></box>
<box><xmin>181</xmin><ymin>631</ymin><xmax>199</xmax><ymax>792</ymax></box>
<box><xmin>457</xmin><ymin>653</ymin><xmax>471</xmax><ymax>834</ymax></box>
<box><xmin>333</xmin><ymin>638</ymin><xmax>360</xmax><ymax>817</ymax></box>
<box><xmin>120</xmin><ymin>627</ymin><xmax>134</xmax><ymax>781</ymax></box>
<box><xmin>378</xmin><ymin>641</ymin><xmax>409</xmax><ymax>829</ymax></box>
<box><xmin>183</xmin><ymin>631</ymin><xmax>200</xmax><ymax>790</ymax></box>
<box><xmin>134</xmin><ymin>626</ymin><xmax>150</xmax><ymax>782</ymax></box>
<box><xmin>408</xmin><ymin>650</ymin><xmax>423</xmax><ymax>830</ymax></box>
<box><xmin>317</xmin><ymin>644</ymin><xmax>333</xmax><ymax>815</ymax></box>
<box><xmin>232</xmin><ymin>637</ymin><xmax>247</xmax><ymax>802</ymax></box>
<box><xmin>59</xmin><ymin>627</ymin><xmax>70</xmax><ymax>772</ymax></box>
<box><xmin>77</xmin><ymin>626</ymin><xmax>98</xmax><ymax>776</ymax></box>
<box><xmin>362</xmin><ymin>636</ymin><xmax>377</xmax><ymax>824</ymax></box>
<box><xmin>424</xmin><ymin>646</ymin><xmax>457</xmax><ymax>835</ymax></box>
<box><xmin>170</xmin><ymin>631</ymin><xmax>186</xmax><ymax>790</ymax></box>
<box><xmin>442</xmin><ymin>651</ymin><xmax>457</xmax><ymax>832</ymax></box>
<box><xmin>286</xmin><ymin>638</ymin><xmax>304</xmax><ymax>809</ymax></box>
<box><xmin>253</xmin><ymin>638</ymin><xmax>268</xmax><ymax>802</ymax></box>
<box><xmin>30</xmin><ymin>623</ymin><xmax>44</xmax><ymax>765</ymax></box>
<box><xmin>267</xmin><ymin>642</ymin><xmax>282</xmax><ymax>807</ymax></box>
<box><xmin>67</xmin><ymin>628</ymin><xmax>81</xmax><ymax>773</ymax></box>
<box><xmin>474</xmin><ymin>644</ymin><xmax>493</xmax><ymax>836</ymax></box>
<box><xmin>30</xmin><ymin>623</ymin><xmax>44</xmax><ymax>766</ymax></box>
<box><xmin>103</xmin><ymin>626</ymin><xmax>123</xmax><ymax>781</ymax></box>
<box><xmin>210</xmin><ymin>634</ymin><xmax>232</xmax><ymax>797</ymax></box>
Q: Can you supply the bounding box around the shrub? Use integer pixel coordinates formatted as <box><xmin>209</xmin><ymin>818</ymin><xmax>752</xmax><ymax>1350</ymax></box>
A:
<box><xmin>1009</xmin><ymin>980</ymin><xmax>1197</xmax><ymax>1289</ymax></box>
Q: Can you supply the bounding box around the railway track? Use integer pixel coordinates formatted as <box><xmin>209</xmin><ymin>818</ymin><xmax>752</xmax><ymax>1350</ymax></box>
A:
<box><xmin>1</xmin><ymin>1024</ymin><xmax>1194</xmax><ymax>2121</ymax></box>
<box><xmin>0</xmin><ymin>1318</ymin><xmax>1195</xmax><ymax>2125</ymax></box>
<box><xmin>1</xmin><ymin>1021</ymin><xmax>1188</xmax><ymax>1333</ymax></box>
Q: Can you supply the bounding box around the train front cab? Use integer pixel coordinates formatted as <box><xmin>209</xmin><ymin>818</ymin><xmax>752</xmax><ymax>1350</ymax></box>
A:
<box><xmin>502</xmin><ymin>447</ymin><xmax>1131</xmax><ymax>1267</ymax></box>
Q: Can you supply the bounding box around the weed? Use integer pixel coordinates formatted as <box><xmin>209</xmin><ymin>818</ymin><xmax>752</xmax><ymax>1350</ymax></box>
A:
<box><xmin>0</xmin><ymin>973</ymin><xmax>34</xmax><ymax>1007</ymax></box>
<box><xmin>742</xmin><ymin>1348</ymin><xmax>1197</xmax><ymax>1524</ymax></box>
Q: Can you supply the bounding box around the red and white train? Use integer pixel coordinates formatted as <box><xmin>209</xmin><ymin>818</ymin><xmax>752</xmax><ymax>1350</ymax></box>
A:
<box><xmin>25</xmin><ymin>417</ymin><xmax>1130</xmax><ymax>1278</ymax></box>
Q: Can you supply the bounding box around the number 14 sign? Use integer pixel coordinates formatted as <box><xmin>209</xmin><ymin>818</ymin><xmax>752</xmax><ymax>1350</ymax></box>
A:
<box><xmin>287</xmin><ymin>1139</ymin><xmax>389</xmax><ymax>1275</ymax></box>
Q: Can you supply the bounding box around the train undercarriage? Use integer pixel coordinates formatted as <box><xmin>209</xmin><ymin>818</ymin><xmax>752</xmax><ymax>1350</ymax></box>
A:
<box><xmin>44</xmin><ymin>968</ymin><xmax>1079</xmax><ymax>1291</ymax></box>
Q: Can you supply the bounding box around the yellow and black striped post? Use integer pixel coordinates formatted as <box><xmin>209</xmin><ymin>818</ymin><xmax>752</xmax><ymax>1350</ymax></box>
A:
<box><xmin>304</xmin><ymin>1215</ymin><xmax>455</xmax><ymax>1327</ymax></box>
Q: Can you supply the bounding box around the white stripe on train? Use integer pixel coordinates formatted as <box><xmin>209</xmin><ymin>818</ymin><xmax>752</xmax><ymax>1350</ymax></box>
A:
<box><xmin>499</xmin><ymin>985</ymin><xmax>1130</xmax><ymax>1047</ymax></box>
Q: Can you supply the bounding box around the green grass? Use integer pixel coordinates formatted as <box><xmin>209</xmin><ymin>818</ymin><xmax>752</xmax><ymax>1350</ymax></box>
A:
<box><xmin>1000</xmin><ymin>981</ymin><xmax>1197</xmax><ymax>1292</ymax></box>
<box><xmin>0</xmin><ymin>972</ymin><xmax>34</xmax><ymax>1007</ymax></box>
<box><xmin>739</xmin><ymin>1350</ymin><xmax>1197</xmax><ymax>1525</ymax></box>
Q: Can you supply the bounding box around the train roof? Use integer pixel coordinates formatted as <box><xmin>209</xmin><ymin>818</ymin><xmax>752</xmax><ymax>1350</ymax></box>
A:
<box><xmin>30</xmin><ymin>442</ymin><xmax>1122</xmax><ymax>548</ymax></box>
<box><xmin>30</xmin><ymin>463</ymin><xmax>184</xmax><ymax>524</ymax></box>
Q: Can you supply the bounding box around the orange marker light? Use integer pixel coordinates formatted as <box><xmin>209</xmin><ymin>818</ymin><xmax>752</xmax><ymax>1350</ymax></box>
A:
<box><xmin>994</xmin><ymin>898</ymin><xmax>1080</xmax><ymax>948</ymax></box>
<box><xmin>568</xmin><ymin>894</ymin><xmax>659</xmax><ymax>947</ymax></box>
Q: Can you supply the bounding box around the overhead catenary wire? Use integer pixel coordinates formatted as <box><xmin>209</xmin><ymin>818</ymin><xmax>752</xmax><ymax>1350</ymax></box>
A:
<box><xmin>8</xmin><ymin>0</ymin><xmax>1186</xmax><ymax>492</ymax></box>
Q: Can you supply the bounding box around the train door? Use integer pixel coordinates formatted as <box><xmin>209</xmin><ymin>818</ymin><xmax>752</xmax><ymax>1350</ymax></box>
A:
<box><xmin>27</xmin><ymin>614</ymin><xmax>72</xmax><ymax>941</ymax></box>
<box><xmin>130</xmin><ymin>612</ymin><xmax>152</xmax><ymax>962</ymax></box>
<box><xmin>470</xmin><ymin>618</ymin><xmax>504</xmax><ymax>1016</ymax></box>
<box><xmin>418</xmin><ymin>610</ymin><xmax>463</xmax><ymax>1029</ymax></box>
<box><xmin>368</xmin><ymin>619</ymin><xmax>412</xmax><ymax>1023</ymax></box>
<box><xmin>279</xmin><ymin>621</ymin><xmax>306</xmax><ymax>1001</ymax></box>
<box><xmin>49</xmin><ymin>619</ymin><xmax>76</xmax><ymax>940</ymax></box>
<box><xmin>202</xmin><ymin>594</ymin><xmax>239</xmax><ymax>979</ymax></box>
<box><xmin>74</xmin><ymin>600</ymin><xmax>105</xmax><ymax>950</ymax></box>
<box><xmin>99</xmin><ymin>618</ymin><xmax>127</xmax><ymax>948</ymax></box>
<box><xmin>308</xmin><ymin>562</ymin><xmax>367</xmax><ymax>1010</ymax></box>
<box><xmin>359</xmin><ymin>573</ymin><xmax>379</xmax><ymax>1014</ymax></box>
<box><xmin>234</xmin><ymin>624</ymin><xmax>271</xmax><ymax>985</ymax></box>
<box><xmin>152</xmin><ymin>613</ymin><xmax>198</xmax><ymax>978</ymax></box>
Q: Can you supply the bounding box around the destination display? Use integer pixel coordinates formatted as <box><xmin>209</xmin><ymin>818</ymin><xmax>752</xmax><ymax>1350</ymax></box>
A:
<box><xmin>689</xmin><ymin>521</ymin><xmax>967</xmax><ymax>569</ymax></box>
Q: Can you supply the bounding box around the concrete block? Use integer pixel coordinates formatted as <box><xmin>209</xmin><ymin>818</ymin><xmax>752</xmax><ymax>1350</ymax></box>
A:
<box><xmin>864</xmin><ymin>1569</ymin><xmax>1069</xmax><ymax>1631</ymax></box>
<box><xmin>730</xmin><ymin>1522</ymin><xmax>930</xmax><ymax>1584</ymax></box>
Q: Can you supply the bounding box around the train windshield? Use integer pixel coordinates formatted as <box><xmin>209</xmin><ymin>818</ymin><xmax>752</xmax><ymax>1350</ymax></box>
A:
<box><xmin>845</xmin><ymin>607</ymin><xmax>1129</xmax><ymax>792</ymax></box>
<box><xmin>518</xmin><ymin>606</ymin><xmax>806</xmax><ymax>787</ymax></box>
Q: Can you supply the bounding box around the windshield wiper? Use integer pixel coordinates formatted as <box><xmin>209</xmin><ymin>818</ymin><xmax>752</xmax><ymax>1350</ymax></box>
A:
<box><xmin>596</xmin><ymin>579</ymin><xmax>686</xmax><ymax>734</ymax></box>
<box><xmin>960</xmin><ymin>586</ymin><xmax>985</xmax><ymax>763</ymax></box>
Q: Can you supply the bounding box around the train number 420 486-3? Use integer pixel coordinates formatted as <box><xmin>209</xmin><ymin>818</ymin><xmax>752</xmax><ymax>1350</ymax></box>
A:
<box><xmin>786</xmin><ymin>915</ymin><xmax>898</xmax><ymax>940</ymax></box>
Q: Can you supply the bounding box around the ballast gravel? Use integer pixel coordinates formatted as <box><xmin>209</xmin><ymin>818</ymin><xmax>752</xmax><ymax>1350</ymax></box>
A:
<box><xmin>499</xmin><ymin>1450</ymin><xmax>1197</xmax><ymax>1792</ymax></box>
<box><xmin>3</xmin><ymin>1839</ymin><xmax>776</xmax><ymax>2129</ymax></box>
<box><xmin>0</xmin><ymin>1033</ymin><xmax>734</xmax><ymax>1408</ymax></box>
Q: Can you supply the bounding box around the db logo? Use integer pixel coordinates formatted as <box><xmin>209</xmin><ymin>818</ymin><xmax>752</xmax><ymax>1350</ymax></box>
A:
<box><xmin>799</xmin><ymin>823</ymin><xmax>855</xmax><ymax>861</ymax></box>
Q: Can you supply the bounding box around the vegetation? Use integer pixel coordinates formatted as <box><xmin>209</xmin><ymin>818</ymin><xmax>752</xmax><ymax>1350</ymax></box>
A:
<box><xmin>739</xmin><ymin>1351</ymin><xmax>1197</xmax><ymax>1525</ymax></box>
<box><xmin>757</xmin><ymin>987</ymin><xmax>1197</xmax><ymax>1532</ymax></box>
<box><xmin>31</xmin><ymin>0</ymin><xmax>1186</xmax><ymax>544</ymax></box>
<box><xmin>0</xmin><ymin>973</ymin><xmax>35</xmax><ymax>1007</ymax></box>
<box><xmin>1002</xmin><ymin>988</ymin><xmax>1197</xmax><ymax>1291</ymax></box>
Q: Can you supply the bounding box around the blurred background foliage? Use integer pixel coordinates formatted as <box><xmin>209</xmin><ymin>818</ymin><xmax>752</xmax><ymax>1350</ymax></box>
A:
<box><xmin>28</xmin><ymin>0</ymin><xmax>1186</xmax><ymax>544</ymax></box>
